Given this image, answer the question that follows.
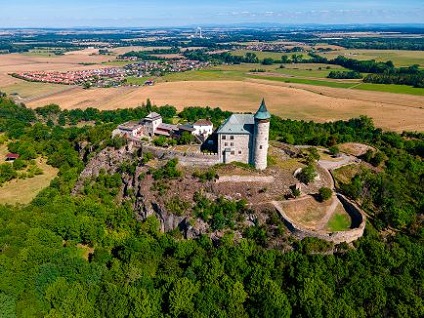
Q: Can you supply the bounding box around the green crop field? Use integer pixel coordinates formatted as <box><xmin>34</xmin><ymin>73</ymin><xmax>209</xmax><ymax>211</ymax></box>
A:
<box><xmin>317</xmin><ymin>49</ymin><xmax>424</xmax><ymax>67</ymax></box>
<box><xmin>249</xmin><ymin>75</ymin><xmax>357</xmax><ymax>89</ymax></box>
<box><xmin>231</xmin><ymin>50</ymin><xmax>289</xmax><ymax>60</ymax></box>
<box><xmin>354</xmin><ymin>83</ymin><xmax>424</xmax><ymax>96</ymax></box>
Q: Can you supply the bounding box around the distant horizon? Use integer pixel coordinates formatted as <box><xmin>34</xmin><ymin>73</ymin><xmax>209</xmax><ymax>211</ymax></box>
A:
<box><xmin>2</xmin><ymin>1</ymin><xmax>423</xmax><ymax>28</ymax></box>
<box><xmin>1</xmin><ymin>22</ymin><xmax>424</xmax><ymax>30</ymax></box>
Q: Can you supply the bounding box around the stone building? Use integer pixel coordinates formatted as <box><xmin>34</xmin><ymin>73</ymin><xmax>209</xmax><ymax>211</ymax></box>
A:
<box><xmin>216</xmin><ymin>99</ymin><xmax>271</xmax><ymax>170</ymax></box>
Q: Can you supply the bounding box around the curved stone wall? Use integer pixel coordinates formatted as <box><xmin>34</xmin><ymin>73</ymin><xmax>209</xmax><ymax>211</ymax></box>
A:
<box><xmin>272</xmin><ymin>194</ymin><xmax>366</xmax><ymax>244</ymax></box>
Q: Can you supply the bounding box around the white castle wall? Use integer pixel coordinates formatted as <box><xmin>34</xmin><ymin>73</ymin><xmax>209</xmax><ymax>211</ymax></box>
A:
<box><xmin>253</xmin><ymin>119</ymin><xmax>270</xmax><ymax>170</ymax></box>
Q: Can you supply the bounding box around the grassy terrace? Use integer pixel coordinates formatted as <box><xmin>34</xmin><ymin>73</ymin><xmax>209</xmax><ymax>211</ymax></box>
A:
<box><xmin>326</xmin><ymin>205</ymin><xmax>352</xmax><ymax>232</ymax></box>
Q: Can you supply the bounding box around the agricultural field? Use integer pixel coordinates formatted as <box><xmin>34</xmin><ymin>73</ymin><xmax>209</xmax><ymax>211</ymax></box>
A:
<box><xmin>317</xmin><ymin>49</ymin><xmax>424</xmax><ymax>67</ymax></box>
<box><xmin>21</xmin><ymin>79</ymin><xmax>424</xmax><ymax>132</ymax></box>
<box><xmin>2</xmin><ymin>81</ymin><xmax>71</xmax><ymax>100</ymax></box>
<box><xmin>232</xmin><ymin>49</ymin><xmax>292</xmax><ymax>60</ymax></box>
<box><xmin>1</xmin><ymin>46</ymin><xmax>424</xmax><ymax>132</ymax></box>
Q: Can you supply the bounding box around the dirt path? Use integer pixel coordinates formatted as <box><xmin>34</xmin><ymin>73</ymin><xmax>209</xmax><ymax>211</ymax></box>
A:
<box><xmin>318</xmin><ymin>154</ymin><xmax>358</xmax><ymax>171</ymax></box>
<box><xmin>316</xmin><ymin>197</ymin><xmax>340</xmax><ymax>230</ymax></box>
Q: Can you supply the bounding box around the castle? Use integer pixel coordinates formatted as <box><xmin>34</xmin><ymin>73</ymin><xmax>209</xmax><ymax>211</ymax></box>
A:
<box><xmin>216</xmin><ymin>99</ymin><xmax>271</xmax><ymax>170</ymax></box>
<box><xmin>112</xmin><ymin>99</ymin><xmax>271</xmax><ymax>170</ymax></box>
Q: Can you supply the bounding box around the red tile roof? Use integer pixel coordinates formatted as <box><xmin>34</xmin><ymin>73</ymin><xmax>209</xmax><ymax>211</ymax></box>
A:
<box><xmin>5</xmin><ymin>153</ymin><xmax>20</xmax><ymax>159</ymax></box>
<box><xmin>194</xmin><ymin>119</ymin><xmax>213</xmax><ymax>126</ymax></box>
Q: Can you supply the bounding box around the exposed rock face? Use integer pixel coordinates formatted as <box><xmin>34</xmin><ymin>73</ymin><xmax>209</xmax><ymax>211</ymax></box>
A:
<box><xmin>72</xmin><ymin>146</ymin><xmax>208</xmax><ymax>238</ymax></box>
<box><xmin>72</xmin><ymin>146</ymin><xmax>135</xmax><ymax>195</ymax></box>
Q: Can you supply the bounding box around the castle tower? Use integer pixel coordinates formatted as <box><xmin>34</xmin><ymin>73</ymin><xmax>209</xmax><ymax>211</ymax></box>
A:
<box><xmin>253</xmin><ymin>99</ymin><xmax>271</xmax><ymax>170</ymax></box>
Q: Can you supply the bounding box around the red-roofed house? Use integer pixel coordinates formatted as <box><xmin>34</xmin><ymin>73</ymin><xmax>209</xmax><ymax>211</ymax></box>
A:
<box><xmin>5</xmin><ymin>153</ymin><xmax>20</xmax><ymax>162</ymax></box>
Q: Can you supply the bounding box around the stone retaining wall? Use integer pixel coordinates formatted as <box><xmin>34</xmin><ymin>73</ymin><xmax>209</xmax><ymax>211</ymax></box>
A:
<box><xmin>272</xmin><ymin>193</ymin><xmax>366</xmax><ymax>244</ymax></box>
<box><xmin>129</xmin><ymin>140</ymin><xmax>220</xmax><ymax>166</ymax></box>
<box><xmin>216</xmin><ymin>175</ymin><xmax>275</xmax><ymax>183</ymax></box>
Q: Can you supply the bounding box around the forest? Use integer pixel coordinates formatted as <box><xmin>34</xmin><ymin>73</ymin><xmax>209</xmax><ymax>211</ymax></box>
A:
<box><xmin>0</xmin><ymin>95</ymin><xmax>423</xmax><ymax>317</ymax></box>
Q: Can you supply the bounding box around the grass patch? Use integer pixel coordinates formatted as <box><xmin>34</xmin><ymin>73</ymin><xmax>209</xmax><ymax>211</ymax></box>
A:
<box><xmin>332</xmin><ymin>164</ymin><xmax>363</xmax><ymax>185</ymax></box>
<box><xmin>326</xmin><ymin>206</ymin><xmax>351</xmax><ymax>231</ymax></box>
<box><xmin>0</xmin><ymin>158</ymin><xmax>58</xmax><ymax>205</ymax></box>
<box><xmin>354</xmin><ymin>83</ymin><xmax>424</xmax><ymax>96</ymax></box>
<box><xmin>249</xmin><ymin>75</ymin><xmax>355</xmax><ymax>89</ymax></box>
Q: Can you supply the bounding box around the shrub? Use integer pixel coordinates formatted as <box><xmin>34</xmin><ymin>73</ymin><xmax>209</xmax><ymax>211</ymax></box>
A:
<box><xmin>297</xmin><ymin>165</ymin><xmax>317</xmax><ymax>184</ymax></box>
<box><xmin>319</xmin><ymin>187</ymin><xmax>333</xmax><ymax>201</ymax></box>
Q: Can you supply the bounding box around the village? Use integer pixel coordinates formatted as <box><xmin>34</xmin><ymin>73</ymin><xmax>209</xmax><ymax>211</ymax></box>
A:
<box><xmin>10</xmin><ymin>59</ymin><xmax>210</xmax><ymax>87</ymax></box>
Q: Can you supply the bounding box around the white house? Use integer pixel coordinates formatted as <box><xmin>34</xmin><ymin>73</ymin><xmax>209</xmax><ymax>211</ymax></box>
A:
<box><xmin>112</xmin><ymin>121</ymin><xmax>144</xmax><ymax>138</ymax></box>
<box><xmin>192</xmin><ymin>119</ymin><xmax>213</xmax><ymax>138</ymax></box>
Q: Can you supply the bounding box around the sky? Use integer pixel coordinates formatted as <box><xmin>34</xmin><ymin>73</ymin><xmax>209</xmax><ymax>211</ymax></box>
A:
<box><xmin>2</xmin><ymin>0</ymin><xmax>424</xmax><ymax>28</ymax></box>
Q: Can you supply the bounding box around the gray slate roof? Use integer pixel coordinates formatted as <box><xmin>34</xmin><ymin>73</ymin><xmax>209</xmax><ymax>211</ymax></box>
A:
<box><xmin>145</xmin><ymin>112</ymin><xmax>161</xmax><ymax>120</ymax></box>
<box><xmin>216</xmin><ymin>114</ymin><xmax>254</xmax><ymax>135</ymax></box>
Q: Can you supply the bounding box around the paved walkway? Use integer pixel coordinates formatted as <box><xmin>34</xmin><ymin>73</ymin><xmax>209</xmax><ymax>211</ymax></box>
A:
<box><xmin>318</xmin><ymin>154</ymin><xmax>359</xmax><ymax>171</ymax></box>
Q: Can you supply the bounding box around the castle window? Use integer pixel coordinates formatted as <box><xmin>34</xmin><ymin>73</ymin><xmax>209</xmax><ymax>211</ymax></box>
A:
<box><xmin>259</xmin><ymin>145</ymin><xmax>263</xmax><ymax>149</ymax></box>
<box><xmin>222</xmin><ymin>135</ymin><xmax>226</xmax><ymax>140</ymax></box>
<box><xmin>224</xmin><ymin>142</ymin><xmax>228</xmax><ymax>146</ymax></box>
<box><xmin>238</xmin><ymin>151</ymin><xmax>242</xmax><ymax>154</ymax></box>
<box><xmin>231</xmin><ymin>151</ymin><xmax>235</xmax><ymax>155</ymax></box>
<box><xmin>230</xmin><ymin>136</ymin><xmax>234</xmax><ymax>140</ymax></box>
<box><xmin>230</xmin><ymin>143</ymin><xmax>234</xmax><ymax>146</ymax></box>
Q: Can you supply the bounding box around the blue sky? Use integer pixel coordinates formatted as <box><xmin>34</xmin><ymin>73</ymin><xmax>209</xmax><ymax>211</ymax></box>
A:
<box><xmin>2</xmin><ymin>0</ymin><xmax>423</xmax><ymax>27</ymax></box>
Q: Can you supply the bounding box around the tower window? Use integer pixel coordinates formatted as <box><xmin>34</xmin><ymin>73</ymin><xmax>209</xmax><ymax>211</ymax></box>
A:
<box><xmin>230</xmin><ymin>143</ymin><xmax>234</xmax><ymax>146</ymax></box>
<box><xmin>230</xmin><ymin>136</ymin><xmax>234</xmax><ymax>140</ymax></box>
<box><xmin>231</xmin><ymin>151</ymin><xmax>235</xmax><ymax>155</ymax></box>
<box><xmin>222</xmin><ymin>135</ymin><xmax>226</xmax><ymax>140</ymax></box>
<box><xmin>259</xmin><ymin>145</ymin><xmax>263</xmax><ymax>149</ymax></box>
<box><xmin>238</xmin><ymin>151</ymin><xmax>242</xmax><ymax>154</ymax></box>
<box><xmin>224</xmin><ymin>142</ymin><xmax>228</xmax><ymax>146</ymax></box>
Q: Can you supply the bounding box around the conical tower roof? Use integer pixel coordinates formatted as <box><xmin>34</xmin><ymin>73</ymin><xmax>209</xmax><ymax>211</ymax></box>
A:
<box><xmin>254</xmin><ymin>99</ymin><xmax>271</xmax><ymax>120</ymax></box>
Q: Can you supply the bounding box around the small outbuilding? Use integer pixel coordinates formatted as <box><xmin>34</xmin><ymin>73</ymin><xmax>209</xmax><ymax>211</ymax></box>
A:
<box><xmin>5</xmin><ymin>153</ymin><xmax>20</xmax><ymax>162</ymax></box>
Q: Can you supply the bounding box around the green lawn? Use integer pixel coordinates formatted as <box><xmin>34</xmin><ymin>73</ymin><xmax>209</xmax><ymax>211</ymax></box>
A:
<box><xmin>327</xmin><ymin>209</ymin><xmax>352</xmax><ymax>232</ymax></box>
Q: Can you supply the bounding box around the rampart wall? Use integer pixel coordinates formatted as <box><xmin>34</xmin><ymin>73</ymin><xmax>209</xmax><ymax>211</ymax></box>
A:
<box><xmin>272</xmin><ymin>193</ymin><xmax>366</xmax><ymax>244</ymax></box>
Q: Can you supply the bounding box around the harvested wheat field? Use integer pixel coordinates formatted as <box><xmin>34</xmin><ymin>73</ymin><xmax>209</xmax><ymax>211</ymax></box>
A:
<box><xmin>25</xmin><ymin>80</ymin><xmax>424</xmax><ymax>132</ymax></box>
<box><xmin>0</xmin><ymin>52</ymin><xmax>112</xmax><ymax>85</ymax></box>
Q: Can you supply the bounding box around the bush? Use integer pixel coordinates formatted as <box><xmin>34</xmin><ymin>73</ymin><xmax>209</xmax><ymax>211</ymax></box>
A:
<box><xmin>297</xmin><ymin>165</ymin><xmax>317</xmax><ymax>184</ymax></box>
<box><xmin>319</xmin><ymin>187</ymin><xmax>333</xmax><ymax>201</ymax></box>
<box><xmin>328</xmin><ymin>145</ymin><xmax>340</xmax><ymax>156</ymax></box>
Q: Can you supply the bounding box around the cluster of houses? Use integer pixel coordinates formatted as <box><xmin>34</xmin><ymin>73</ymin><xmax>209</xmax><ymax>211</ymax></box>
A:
<box><xmin>245</xmin><ymin>43</ymin><xmax>305</xmax><ymax>53</ymax></box>
<box><xmin>123</xmin><ymin>60</ymin><xmax>210</xmax><ymax>77</ymax></box>
<box><xmin>11</xmin><ymin>59</ymin><xmax>209</xmax><ymax>87</ymax></box>
<box><xmin>11</xmin><ymin>67</ymin><xmax>126</xmax><ymax>86</ymax></box>
<box><xmin>112</xmin><ymin>112</ymin><xmax>214</xmax><ymax>143</ymax></box>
